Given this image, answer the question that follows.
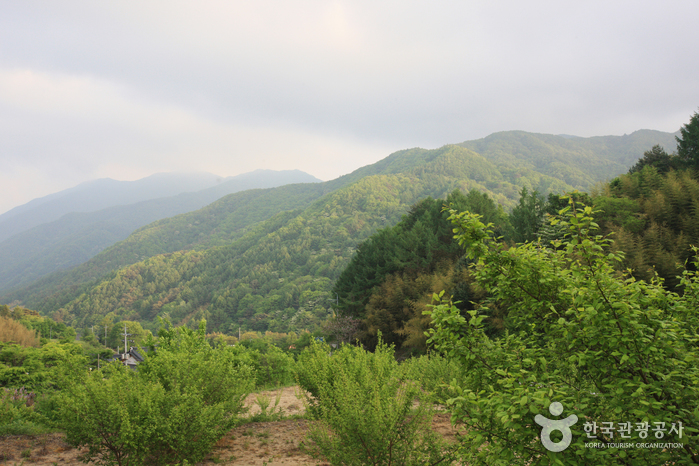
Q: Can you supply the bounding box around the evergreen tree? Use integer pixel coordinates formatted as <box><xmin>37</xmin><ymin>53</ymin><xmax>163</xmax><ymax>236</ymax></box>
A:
<box><xmin>628</xmin><ymin>144</ymin><xmax>675</xmax><ymax>174</ymax></box>
<box><xmin>676</xmin><ymin>109</ymin><xmax>699</xmax><ymax>169</ymax></box>
<box><xmin>510</xmin><ymin>187</ymin><xmax>545</xmax><ymax>243</ymax></box>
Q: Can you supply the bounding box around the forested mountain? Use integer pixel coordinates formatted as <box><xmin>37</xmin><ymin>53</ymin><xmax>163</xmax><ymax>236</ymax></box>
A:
<box><xmin>2</xmin><ymin>129</ymin><xmax>679</xmax><ymax>335</ymax></box>
<box><xmin>0</xmin><ymin>170</ymin><xmax>321</xmax><ymax>293</ymax></box>
<box><xmin>458</xmin><ymin>129</ymin><xmax>678</xmax><ymax>190</ymax></box>
<box><xmin>0</xmin><ymin>172</ymin><xmax>221</xmax><ymax>242</ymax></box>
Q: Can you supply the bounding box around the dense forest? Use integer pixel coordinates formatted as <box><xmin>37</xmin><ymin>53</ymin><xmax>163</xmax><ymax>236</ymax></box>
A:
<box><xmin>0</xmin><ymin>170</ymin><xmax>322</xmax><ymax>293</ymax></box>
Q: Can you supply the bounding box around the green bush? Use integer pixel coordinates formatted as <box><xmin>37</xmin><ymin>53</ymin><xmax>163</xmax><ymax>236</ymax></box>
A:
<box><xmin>0</xmin><ymin>388</ymin><xmax>45</xmax><ymax>435</ymax></box>
<box><xmin>59</xmin><ymin>321</ymin><xmax>255</xmax><ymax>466</ymax></box>
<box><xmin>59</xmin><ymin>366</ymin><xmax>164</xmax><ymax>466</ymax></box>
<box><xmin>297</xmin><ymin>339</ymin><xmax>451</xmax><ymax>466</ymax></box>
<box><xmin>400</xmin><ymin>353</ymin><xmax>463</xmax><ymax>404</ymax></box>
<box><xmin>0</xmin><ymin>341</ymin><xmax>87</xmax><ymax>392</ymax></box>
<box><xmin>232</xmin><ymin>342</ymin><xmax>296</xmax><ymax>388</ymax></box>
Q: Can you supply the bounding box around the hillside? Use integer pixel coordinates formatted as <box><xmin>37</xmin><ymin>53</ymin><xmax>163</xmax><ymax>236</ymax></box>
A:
<box><xmin>458</xmin><ymin>129</ymin><xmax>678</xmax><ymax>189</ymax></box>
<box><xmin>2</xmin><ymin>129</ymin><xmax>679</xmax><ymax>333</ymax></box>
<box><xmin>0</xmin><ymin>172</ymin><xmax>221</xmax><ymax>242</ymax></box>
<box><xmin>0</xmin><ymin>170</ymin><xmax>322</xmax><ymax>293</ymax></box>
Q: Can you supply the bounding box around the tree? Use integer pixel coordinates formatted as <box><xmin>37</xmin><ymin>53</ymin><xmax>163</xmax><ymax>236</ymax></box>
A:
<box><xmin>0</xmin><ymin>316</ymin><xmax>39</xmax><ymax>347</ymax></box>
<box><xmin>106</xmin><ymin>321</ymin><xmax>151</xmax><ymax>352</ymax></box>
<box><xmin>677</xmin><ymin>109</ymin><xmax>699</xmax><ymax>169</ymax></box>
<box><xmin>510</xmin><ymin>187</ymin><xmax>545</xmax><ymax>243</ymax></box>
<box><xmin>628</xmin><ymin>144</ymin><xmax>675</xmax><ymax>174</ymax></box>
<box><xmin>427</xmin><ymin>200</ymin><xmax>699</xmax><ymax>464</ymax></box>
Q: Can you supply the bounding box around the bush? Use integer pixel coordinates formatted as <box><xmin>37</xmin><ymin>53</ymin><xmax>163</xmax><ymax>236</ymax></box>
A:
<box><xmin>297</xmin><ymin>339</ymin><xmax>451</xmax><ymax>466</ymax></box>
<box><xmin>233</xmin><ymin>341</ymin><xmax>296</xmax><ymax>388</ymax></box>
<box><xmin>400</xmin><ymin>353</ymin><xmax>463</xmax><ymax>404</ymax></box>
<box><xmin>0</xmin><ymin>341</ymin><xmax>87</xmax><ymax>392</ymax></box>
<box><xmin>60</xmin><ymin>366</ymin><xmax>164</xmax><ymax>466</ymax></box>
<box><xmin>0</xmin><ymin>387</ymin><xmax>50</xmax><ymax>436</ymax></box>
<box><xmin>60</xmin><ymin>320</ymin><xmax>255</xmax><ymax>466</ymax></box>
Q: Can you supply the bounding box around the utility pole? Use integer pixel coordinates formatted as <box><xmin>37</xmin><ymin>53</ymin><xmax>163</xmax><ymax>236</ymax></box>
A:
<box><xmin>122</xmin><ymin>324</ymin><xmax>132</xmax><ymax>355</ymax></box>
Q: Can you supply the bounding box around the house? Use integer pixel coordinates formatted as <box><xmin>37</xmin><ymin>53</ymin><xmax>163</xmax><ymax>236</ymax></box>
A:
<box><xmin>111</xmin><ymin>347</ymin><xmax>145</xmax><ymax>370</ymax></box>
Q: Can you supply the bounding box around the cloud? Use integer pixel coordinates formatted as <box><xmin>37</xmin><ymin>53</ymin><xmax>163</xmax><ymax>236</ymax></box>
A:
<box><xmin>1</xmin><ymin>0</ymin><xmax>698</xmax><ymax>214</ymax></box>
<box><xmin>0</xmin><ymin>67</ymin><xmax>393</xmax><ymax>214</ymax></box>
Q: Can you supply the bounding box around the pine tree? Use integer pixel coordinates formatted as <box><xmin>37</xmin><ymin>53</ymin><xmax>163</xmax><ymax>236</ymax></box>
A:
<box><xmin>676</xmin><ymin>109</ymin><xmax>699</xmax><ymax>169</ymax></box>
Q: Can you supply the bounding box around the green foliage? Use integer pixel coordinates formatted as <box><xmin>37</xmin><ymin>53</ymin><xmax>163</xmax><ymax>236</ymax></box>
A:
<box><xmin>334</xmin><ymin>190</ymin><xmax>508</xmax><ymax>331</ymax></box>
<box><xmin>0</xmin><ymin>387</ymin><xmax>50</xmax><ymax>436</ymax></box>
<box><xmin>106</xmin><ymin>320</ymin><xmax>151</xmax><ymax>351</ymax></box>
<box><xmin>628</xmin><ymin>144</ymin><xmax>676</xmax><ymax>174</ymax></box>
<box><xmin>0</xmin><ymin>306</ymin><xmax>73</xmax><ymax>342</ymax></box>
<box><xmin>59</xmin><ymin>366</ymin><xmax>165</xmax><ymax>466</ymax></box>
<box><xmin>0</xmin><ymin>173</ymin><xmax>325</xmax><ymax>295</ymax></box>
<box><xmin>510</xmin><ymin>187</ymin><xmax>546</xmax><ymax>243</ymax></box>
<box><xmin>0</xmin><ymin>341</ymin><xmax>87</xmax><ymax>392</ymax></box>
<box><xmin>223</xmin><ymin>340</ymin><xmax>296</xmax><ymax>389</ymax></box>
<box><xmin>595</xmin><ymin>166</ymin><xmax>699</xmax><ymax>291</ymax></box>
<box><xmin>8</xmin><ymin>132</ymin><xmax>672</xmax><ymax>336</ymax></box>
<box><xmin>249</xmin><ymin>389</ymin><xmax>286</xmax><ymax>422</ymax></box>
<box><xmin>676</xmin><ymin>109</ymin><xmax>699</xmax><ymax>169</ymax></box>
<box><xmin>400</xmin><ymin>353</ymin><xmax>464</xmax><ymax>405</ymax></box>
<box><xmin>297</xmin><ymin>339</ymin><xmax>450</xmax><ymax>466</ymax></box>
<box><xmin>459</xmin><ymin>129</ymin><xmax>678</xmax><ymax>191</ymax></box>
<box><xmin>427</xmin><ymin>200</ymin><xmax>699</xmax><ymax>464</ymax></box>
<box><xmin>60</xmin><ymin>321</ymin><xmax>255</xmax><ymax>466</ymax></box>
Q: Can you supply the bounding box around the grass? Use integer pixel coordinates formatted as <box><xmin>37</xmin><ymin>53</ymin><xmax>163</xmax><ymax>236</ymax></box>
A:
<box><xmin>0</xmin><ymin>421</ymin><xmax>55</xmax><ymax>436</ymax></box>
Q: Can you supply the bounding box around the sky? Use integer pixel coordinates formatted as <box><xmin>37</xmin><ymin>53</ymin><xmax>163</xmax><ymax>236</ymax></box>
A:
<box><xmin>1</xmin><ymin>1</ymin><xmax>698</xmax><ymax>215</ymax></box>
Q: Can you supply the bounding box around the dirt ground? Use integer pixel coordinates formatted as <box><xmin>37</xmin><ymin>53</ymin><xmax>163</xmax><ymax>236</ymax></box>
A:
<box><xmin>0</xmin><ymin>386</ymin><xmax>461</xmax><ymax>465</ymax></box>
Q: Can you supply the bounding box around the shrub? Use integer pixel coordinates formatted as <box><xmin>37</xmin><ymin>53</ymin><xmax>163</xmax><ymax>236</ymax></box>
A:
<box><xmin>297</xmin><ymin>339</ymin><xmax>451</xmax><ymax>466</ymax></box>
<box><xmin>228</xmin><ymin>341</ymin><xmax>296</xmax><ymax>389</ymax></box>
<box><xmin>0</xmin><ymin>387</ymin><xmax>45</xmax><ymax>435</ymax></box>
<box><xmin>400</xmin><ymin>353</ymin><xmax>463</xmax><ymax>404</ymax></box>
<box><xmin>60</xmin><ymin>366</ymin><xmax>163</xmax><ymax>466</ymax></box>
<box><xmin>60</xmin><ymin>320</ymin><xmax>255</xmax><ymax>466</ymax></box>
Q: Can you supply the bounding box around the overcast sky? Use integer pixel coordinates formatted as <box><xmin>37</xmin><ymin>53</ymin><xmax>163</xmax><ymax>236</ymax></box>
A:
<box><xmin>1</xmin><ymin>1</ymin><xmax>698</xmax><ymax>215</ymax></box>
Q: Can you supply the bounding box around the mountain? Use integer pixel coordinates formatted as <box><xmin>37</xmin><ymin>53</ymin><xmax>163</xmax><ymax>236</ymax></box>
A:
<box><xmin>457</xmin><ymin>129</ymin><xmax>678</xmax><ymax>190</ymax></box>
<box><xmin>0</xmin><ymin>172</ymin><xmax>221</xmax><ymax>242</ymax></box>
<box><xmin>0</xmin><ymin>169</ymin><xmax>322</xmax><ymax>243</ymax></box>
<box><xmin>0</xmin><ymin>170</ymin><xmax>322</xmax><ymax>292</ymax></box>
<box><xmin>2</xmin><ymin>130</ymin><xmax>678</xmax><ymax>333</ymax></box>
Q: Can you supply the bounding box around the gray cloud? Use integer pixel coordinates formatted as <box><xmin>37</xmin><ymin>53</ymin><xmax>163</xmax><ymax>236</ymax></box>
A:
<box><xmin>1</xmin><ymin>0</ymin><xmax>698</xmax><ymax>214</ymax></box>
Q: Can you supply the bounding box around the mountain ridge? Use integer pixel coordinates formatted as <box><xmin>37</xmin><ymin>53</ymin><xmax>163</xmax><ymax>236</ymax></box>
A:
<box><xmin>0</xmin><ymin>170</ymin><xmax>322</xmax><ymax>292</ymax></box>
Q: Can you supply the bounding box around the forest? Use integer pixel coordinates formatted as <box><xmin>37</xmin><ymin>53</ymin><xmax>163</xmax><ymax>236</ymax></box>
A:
<box><xmin>1</xmin><ymin>112</ymin><xmax>698</xmax><ymax>464</ymax></box>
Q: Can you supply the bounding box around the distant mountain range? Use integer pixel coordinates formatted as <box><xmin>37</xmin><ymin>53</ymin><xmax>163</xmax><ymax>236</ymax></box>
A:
<box><xmin>0</xmin><ymin>129</ymin><xmax>679</xmax><ymax>333</ymax></box>
<box><xmin>0</xmin><ymin>169</ymin><xmax>321</xmax><ymax>292</ymax></box>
